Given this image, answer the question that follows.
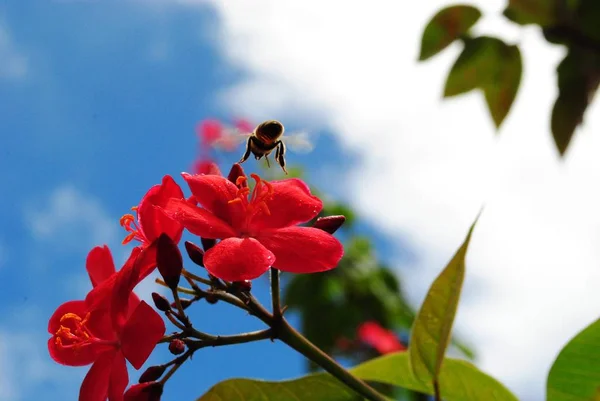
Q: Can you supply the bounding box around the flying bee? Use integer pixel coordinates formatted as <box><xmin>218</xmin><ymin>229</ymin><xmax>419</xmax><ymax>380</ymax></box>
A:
<box><xmin>212</xmin><ymin>120</ymin><xmax>314</xmax><ymax>174</ymax></box>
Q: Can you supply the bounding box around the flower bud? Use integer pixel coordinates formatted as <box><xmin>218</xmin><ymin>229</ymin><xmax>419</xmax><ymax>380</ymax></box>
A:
<box><xmin>205</xmin><ymin>292</ymin><xmax>219</xmax><ymax>304</ymax></box>
<box><xmin>151</xmin><ymin>292</ymin><xmax>171</xmax><ymax>312</ymax></box>
<box><xmin>227</xmin><ymin>163</ymin><xmax>247</xmax><ymax>187</ymax></box>
<box><xmin>184</xmin><ymin>241</ymin><xmax>205</xmax><ymax>267</ymax></box>
<box><xmin>201</xmin><ymin>237</ymin><xmax>216</xmax><ymax>252</ymax></box>
<box><xmin>169</xmin><ymin>339</ymin><xmax>186</xmax><ymax>355</ymax></box>
<box><xmin>124</xmin><ymin>382</ymin><xmax>163</xmax><ymax>401</ymax></box>
<box><xmin>139</xmin><ymin>365</ymin><xmax>167</xmax><ymax>383</ymax></box>
<box><xmin>312</xmin><ymin>215</ymin><xmax>346</xmax><ymax>234</ymax></box>
<box><xmin>156</xmin><ymin>233</ymin><xmax>183</xmax><ymax>291</ymax></box>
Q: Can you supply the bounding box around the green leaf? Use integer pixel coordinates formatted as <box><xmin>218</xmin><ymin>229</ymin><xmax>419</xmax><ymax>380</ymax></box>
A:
<box><xmin>198</xmin><ymin>375</ymin><xmax>361</xmax><ymax>401</ymax></box>
<box><xmin>547</xmin><ymin>318</ymin><xmax>600</xmax><ymax>401</ymax></box>
<box><xmin>483</xmin><ymin>44</ymin><xmax>522</xmax><ymax>128</ymax></box>
<box><xmin>354</xmin><ymin>352</ymin><xmax>518</xmax><ymax>401</ymax></box>
<box><xmin>445</xmin><ymin>37</ymin><xmax>522</xmax><ymax>127</ymax></box>
<box><xmin>551</xmin><ymin>48</ymin><xmax>600</xmax><ymax>155</ymax></box>
<box><xmin>419</xmin><ymin>5</ymin><xmax>481</xmax><ymax>61</ymax></box>
<box><xmin>444</xmin><ymin>37</ymin><xmax>504</xmax><ymax>97</ymax></box>
<box><xmin>502</xmin><ymin>0</ymin><xmax>559</xmax><ymax>26</ymax></box>
<box><xmin>409</xmin><ymin>215</ymin><xmax>479</xmax><ymax>383</ymax></box>
<box><xmin>197</xmin><ymin>352</ymin><xmax>518</xmax><ymax>401</ymax></box>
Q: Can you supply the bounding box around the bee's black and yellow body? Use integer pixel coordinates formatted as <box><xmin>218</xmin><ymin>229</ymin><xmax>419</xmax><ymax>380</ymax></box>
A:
<box><xmin>239</xmin><ymin>120</ymin><xmax>288</xmax><ymax>174</ymax></box>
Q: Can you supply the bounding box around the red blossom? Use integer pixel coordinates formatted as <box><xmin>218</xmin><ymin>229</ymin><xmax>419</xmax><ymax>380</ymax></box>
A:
<box><xmin>196</xmin><ymin>119</ymin><xmax>223</xmax><ymax>147</ymax></box>
<box><xmin>120</xmin><ymin>175</ymin><xmax>184</xmax><ymax>248</ymax></box>
<box><xmin>192</xmin><ymin>160</ymin><xmax>222</xmax><ymax>176</ymax></box>
<box><xmin>357</xmin><ymin>321</ymin><xmax>406</xmax><ymax>355</ymax></box>
<box><xmin>160</xmin><ymin>171</ymin><xmax>344</xmax><ymax>281</ymax></box>
<box><xmin>48</xmin><ymin>247</ymin><xmax>166</xmax><ymax>401</ymax></box>
<box><xmin>234</xmin><ymin>118</ymin><xmax>254</xmax><ymax>134</ymax></box>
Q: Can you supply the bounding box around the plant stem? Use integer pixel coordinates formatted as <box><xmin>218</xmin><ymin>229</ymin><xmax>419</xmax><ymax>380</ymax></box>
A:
<box><xmin>187</xmin><ymin>329</ymin><xmax>272</xmax><ymax>350</ymax></box>
<box><xmin>276</xmin><ymin>318</ymin><xmax>389</xmax><ymax>401</ymax></box>
<box><xmin>433</xmin><ymin>380</ymin><xmax>441</xmax><ymax>401</ymax></box>
<box><xmin>182</xmin><ymin>268</ymin><xmax>213</xmax><ymax>287</ymax></box>
<box><xmin>244</xmin><ymin>292</ymin><xmax>387</xmax><ymax>401</ymax></box>
<box><xmin>270</xmin><ymin>268</ymin><xmax>282</xmax><ymax>320</ymax></box>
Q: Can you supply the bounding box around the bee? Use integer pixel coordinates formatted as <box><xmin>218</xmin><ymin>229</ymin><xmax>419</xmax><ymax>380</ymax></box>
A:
<box><xmin>212</xmin><ymin>120</ymin><xmax>314</xmax><ymax>174</ymax></box>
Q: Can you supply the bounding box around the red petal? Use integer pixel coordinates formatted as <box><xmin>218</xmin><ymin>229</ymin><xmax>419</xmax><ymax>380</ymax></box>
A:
<box><xmin>255</xmin><ymin>227</ymin><xmax>343</xmax><ymax>274</ymax></box>
<box><xmin>138</xmin><ymin>175</ymin><xmax>185</xmax><ymax>244</ymax></box>
<box><xmin>86</xmin><ymin>246</ymin><xmax>116</xmax><ymax>287</ymax></box>
<box><xmin>108</xmin><ymin>352</ymin><xmax>129</xmax><ymax>401</ymax></box>
<box><xmin>357</xmin><ymin>322</ymin><xmax>406</xmax><ymax>354</ymax></box>
<box><xmin>79</xmin><ymin>352</ymin><xmax>114</xmax><ymax>401</ymax></box>
<box><xmin>111</xmin><ymin>250</ymin><xmax>147</xmax><ymax>332</ymax></box>
<box><xmin>203</xmin><ymin>237</ymin><xmax>274</xmax><ymax>281</ymax></box>
<box><xmin>120</xmin><ymin>301</ymin><xmax>166</xmax><ymax>370</ymax></box>
<box><xmin>86</xmin><ymin>245</ymin><xmax>155</xmax><ymax>317</ymax></box>
<box><xmin>250</xmin><ymin>179</ymin><xmax>323</xmax><ymax>230</ymax></box>
<box><xmin>182</xmin><ymin>173</ymin><xmax>244</xmax><ymax>227</ymax></box>
<box><xmin>160</xmin><ymin>198</ymin><xmax>237</xmax><ymax>239</ymax></box>
<box><xmin>86</xmin><ymin>247</ymin><xmax>143</xmax><ymax>313</ymax></box>
<box><xmin>48</xmin><ymin>301</ymin><xmax>99</xmax><ymax>366</ymax></box>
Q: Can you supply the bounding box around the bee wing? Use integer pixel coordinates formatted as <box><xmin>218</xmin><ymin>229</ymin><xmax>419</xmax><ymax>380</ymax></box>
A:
<box><xmin>211</xmin><ymin>126</ymin><xmax>252</xmax><ymax>151</ymax></box>
<box><xmin>283</xmin><ymin>131</ymin><xmax>315</xmax><ymax>153</ymax></box>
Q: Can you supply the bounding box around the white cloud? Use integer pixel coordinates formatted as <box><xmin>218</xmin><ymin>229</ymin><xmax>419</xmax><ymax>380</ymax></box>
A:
<box><xmin>0</xmin><ymin>21</ymin><xmax>28</xmax><ymax>80</ymax></box>
<box><xmin>24</xmin><ymin>184</ymin><xmax>166</xmax><ymax>303</ymax></box>
<box><xmin>25</xmin><ymin>185</ymin><xmax>120</xmax><ymax>252</ymax></box>
<box><xmin>0</xmin><ymin>308</ymin><xmax>85</xmax><ymax>401</ymax></box>
<box><xmin>191</xmin><ymin>0</ymin><xmax>600</xmax><ymax>399</ymax></box>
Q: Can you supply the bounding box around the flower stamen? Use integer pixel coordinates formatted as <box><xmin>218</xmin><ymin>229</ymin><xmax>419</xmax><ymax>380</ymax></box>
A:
<box><xmin>55</xmin><ymin>312</ymin><xmax>94</xmax><ymax>352</ymax></box>
<box><xmin>119</xmin><ymin>207</ymin><xmax>145</xmax><ymax>245</ymax></box>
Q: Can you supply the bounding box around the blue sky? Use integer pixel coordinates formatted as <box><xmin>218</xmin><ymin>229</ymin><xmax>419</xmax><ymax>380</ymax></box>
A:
<box><xmin>0</xmin><ymin>3</ymin><xmax>410</xmax><ymax>400</ymax></box>
<box><xmin>6</xmin><ymin>1</ymin><xmax>600</xmax><ymax>401</ymax></box>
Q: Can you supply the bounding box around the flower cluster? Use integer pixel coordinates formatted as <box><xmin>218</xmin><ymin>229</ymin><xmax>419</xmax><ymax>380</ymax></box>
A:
<box><xmin>48</xmin><ymin>163</ymin><xmax>345</xmax><ymax>400</ymax></box>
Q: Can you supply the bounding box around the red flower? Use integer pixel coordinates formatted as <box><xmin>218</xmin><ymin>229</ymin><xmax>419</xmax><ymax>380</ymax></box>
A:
<box><xmin>192</xmin><ymin>160</ymin><xmax>222</xmax><ymax>176</ymax></box>
<box><xmin>120</xmin><ymin>175</ymin><xmax>184</xmax><ymax>247</ymax></box>
<box><xmin>357</xmin><ymin>321</ymin><xmax>406</xmax><ymax>355</ymax></box>
<box><xmin>196</xmin><ymin>119</ymin><xmax>223</xmax><ymax>147</ymax></box>
<box><xmin>160</xmin><ymin>172</ymin><xmax>344</xmax><ymax>281</ymax></box>
<box><xmin>48</xmin><ymin>246</ymin><xmax>165</xmax><ymax>401</ymax></box>
<box><xmin>234</xmin><ymin>118</ymin><xmax>254</xmax><ymax>134</ymax></box>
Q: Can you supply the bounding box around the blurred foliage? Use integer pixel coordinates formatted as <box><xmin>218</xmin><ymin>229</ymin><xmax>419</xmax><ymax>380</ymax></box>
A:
<box><xmin>419</xmin><ymin>5</ymin><xmax>481</xmax><ymax>61</ymax></box>
<box><xmin>420</xmin><ymin>0</ymin><xmax>600</xmax><ymax>154</ymax></box>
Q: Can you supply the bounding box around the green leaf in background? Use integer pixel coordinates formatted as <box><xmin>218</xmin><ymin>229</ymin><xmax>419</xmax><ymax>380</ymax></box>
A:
<box><xmin>502</xmin><ymin>0</ymin><xmax>559</xmax><ymax>26</ymax></box>
<box><xmin>197</xmin><ymin>352</ymin><xmax>517</xmax><ymax>401</ymax></box>
<box><xmin>444</xmin><ymin>37</ymin><xmax>504</xmax><ymax>97</ymax></box>
<box><xmin>551</xmin><ymin>48</ymin><xmax>600</xmax><ymax>155</ymax></box>
<box><xmin>577</xmin><ymin>0</ymin><xmax>600</xmax><ymax>42</ymax></box>
<box><xmin>419</xmin><ymin>5</ymin><xmax>481</xmax><ymax>61</ymax></box>
<box><xmin>445</xmin><ymin>37</ymin><xmax>522</xmax><ymax>127</ymax></box>
<box><xmin>409</xmin><ymin>215</ymin><xmax>479</xmax><ymax>383</ymax></box>
<box><xmin>483</xmin><ymin>44</ymin><xmax>522</xmax><ymax>128</ymax></box>
<box><xmin>547</xmin><ymin>317</ymin><xmax>600</xmax><ymax>401</ymax></box>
